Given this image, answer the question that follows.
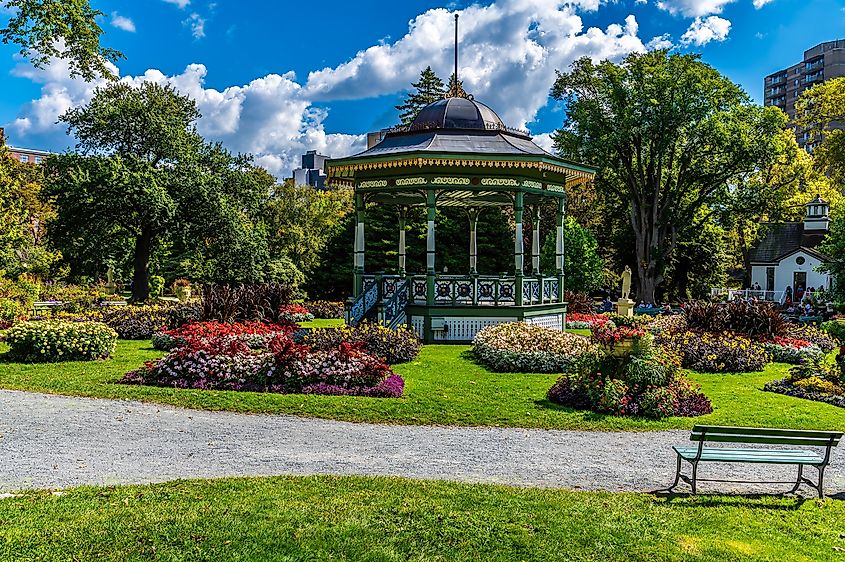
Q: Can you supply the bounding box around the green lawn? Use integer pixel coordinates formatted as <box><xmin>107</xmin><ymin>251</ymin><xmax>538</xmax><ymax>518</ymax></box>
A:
<box><xmin>298</xmin><ymin>318</ymin><xmax>346</xmax><ymax>329</ymax></box>
<box><xmin>1</xmin><ymin>340</ymin><xmax>843</xmax><ymax>431</ymax></box>
<box><xmin>0</xmin><ymin>475</ymin><xmax>842</xmax><ymax>561</ymax></box>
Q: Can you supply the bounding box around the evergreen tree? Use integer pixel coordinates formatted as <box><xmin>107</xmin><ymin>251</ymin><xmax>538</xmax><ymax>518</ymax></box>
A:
<box><xmin>395</xmin><ymin>66</ymin><xmax>445</xmax><ymax>125</ymax></box>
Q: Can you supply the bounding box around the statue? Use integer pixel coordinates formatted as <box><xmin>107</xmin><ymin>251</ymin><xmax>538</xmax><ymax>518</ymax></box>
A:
<box><xmin>621</xmin><ymin>266</ymin><xmax>632</xmax><ymax>301</ymax></box>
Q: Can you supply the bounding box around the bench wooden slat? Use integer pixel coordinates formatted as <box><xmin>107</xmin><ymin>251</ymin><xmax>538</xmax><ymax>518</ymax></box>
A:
<box><xmin>674</xmin><ymin>447</ymin><xmax>823</xmax><ymax>464</ymax></box>
<box><xmin>691</xmin><ymin>425</ymin><xmax>843</xmax><ymax>439</ymax></box>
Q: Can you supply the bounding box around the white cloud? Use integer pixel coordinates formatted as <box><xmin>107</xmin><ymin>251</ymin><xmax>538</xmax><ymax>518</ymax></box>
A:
<box><xmin>752</xmin><ymin>0</ymin><xmax>774</xmax><ymax>7</ymax></box>
<box><xmin>110</xmin><ymin>12</ymin><xmax>136</xmax><ymax>33</ymax></box>
<box><xmin>184</xmin><ymin>13</ymin><xmax>206</xmax><ymax>39</ymax></box>
<box><xmin>532</xmin><ymin>132</ymin><xmax>555</xmax><ymax>153</ymax></box>
<box><xmin>306</xmin><ymin>2</ymin><xmax>646</xmax><ymax>128</ymax></box>
<box><xmin>163</xmin><ymin>0</ymin><xmax>190</xmax><ymax>8</ymax></box>
<box><xmin>646</xmin><ymin>34</ymin><xmax>674</xmax><ymax>50</ymax></box>
<box><xmin>4</xmin><ymin>0</ymin><xmax>655</xmax><ymax>176</ymax></box>
<box><xmin>655</xmin><ymin>0</ymin><xmax>734</xmax><ymax>16</ymax></box>
<box><xmin>680</xmin><ymin>16</ymin><xmax>731</xmax><ymax>46</ymax></box>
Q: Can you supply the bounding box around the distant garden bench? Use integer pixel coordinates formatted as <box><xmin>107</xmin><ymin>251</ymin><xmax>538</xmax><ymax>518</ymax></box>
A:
<box><xmin>670</xmin><ymin>425</ymin><xmax>842</xmax><ymax>498</ymax></box>
<box><xmin>32</xmin><ymin>301</ymin><xmax>65</xmax><ymax>315</ymax></box>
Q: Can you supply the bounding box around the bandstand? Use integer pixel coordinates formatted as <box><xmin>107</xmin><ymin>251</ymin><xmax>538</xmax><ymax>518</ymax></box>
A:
<box><xmin>326</xmin><ymin>91</ymin><xmax>595</xmax><ymax>343</ymax></box>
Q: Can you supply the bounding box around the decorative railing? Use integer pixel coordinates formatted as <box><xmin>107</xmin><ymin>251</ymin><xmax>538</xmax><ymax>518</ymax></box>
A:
<box><xmin>363</xmin><ymin>274</ymin><xmax>563</xmax><ymax>307</ymax></box>
<box><xmin>383</xmin><ymin>278</ymin><xmax>410</xmax><ymax>330</ymax></box>
<box><xmin>349</xmin><ymin>279</ymin><xmax>380</xmax><ymax>326</ymax></box>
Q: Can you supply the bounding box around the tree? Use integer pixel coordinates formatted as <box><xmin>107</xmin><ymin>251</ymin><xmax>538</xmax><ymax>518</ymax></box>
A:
<box><xmin>265</xmin><ymin>181</ymin><xmax>353</xmax><ymax>279</ymax></box>
<box><xmin>796</xmin><ymin>77</ymin><xmax>845</xmax><ymax>187</ymax></box>
<box><xmin>47</xmin><ymin>82</ymin><xmax>272</xmax><ymax>301</ymax></box>
<box><xmin>395</xmin><ymin>66</ymin><xmax>446</xmax><ymax>125</ymax></box>
<box><xmin>552</xmin><ymin>50</ymin><xmax>786</xmax><ymax>303</ymax></box>
<box><xmin>540</xmin><ymin>217</ymin><xmax>604</xmax><ymax>293</ymax></box>
<box><xmin>1</xmin><ymin>0</ymin><xmax>122</xmax><ymax>80</ymax></box>
<box><xmin>819</xmin><ymin>202</ymin><xmax>845</xmax><ymax>301</ymax></box>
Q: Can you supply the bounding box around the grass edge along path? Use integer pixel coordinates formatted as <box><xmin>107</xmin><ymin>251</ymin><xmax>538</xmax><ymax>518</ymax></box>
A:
<box><xmin>0</xmin><ymin>475</ymin><xmax>842</xmax><ymax>561</ymax></box>
<box><xmin>0</xmin><ymin>340</ymin><xmax>843</xmax><ymax>432</ymax></box>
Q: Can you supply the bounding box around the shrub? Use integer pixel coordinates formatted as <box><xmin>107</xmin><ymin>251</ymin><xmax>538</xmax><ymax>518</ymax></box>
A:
<box><xmin>658</xmin><ymin>331</ymin><xmax>770</xmax><ymax>373</ymax></box>
<box><xmin>821</xmin><ymin>320</ymin><xmax>845</xmax><ymax>343</ymax></box>
<box><xmin>684</xmin><ymin>301</ymin><xmax>786</xmax><ymax>337</ymax></box>
<box><xmin>783</xmin><ymin>323</ymin><xmax>837</xmax><ymax>353</ymax></box>
<box><xmin>0</xmin><ymin>299</ymin><xmax>26</xmax><ymax>326</ymax></box>
<box><xmin>152</xmin><ymin>321</ymin><xmax>293</xmax><ymax>351</ymax></box>
<box><xmin>200</xmin><ymin>283</ymin><xmax>295</xmax><ymax>324</ymax></box>
<box><xmin>546</xmin><ymin>348</ymin><xmax>711</xmax><ymax>419</ymax></box>
<box><xmin>5</xmin><ymin>320</ymin><xmax>117</xmax><ymax>362</ymax></box>
<box><xmin>304</xmin><ymin>323</ymin><xmax>421</xmax><ymax>364</ymax></box>
<box><xmin>100</xmin><ymin>304</ymin><xmax>200</xmax><ymax>339</ymax></box>
<box><xmin>761</xmin><ymin>336</ymin><xmax>823</xmax><ymax>365</ymax></box>
<box><xmin>472</xmin><ymin>322</ymin><xmax>598</xmax><ymax>373</ymax></box>
<box><xmin>149</xmin><ymin>275</ymin><xmax>165</xmax><ymax>298</ymax></box>
<box><xmin>564</xmin><ymin>290</ymin><xmax>594</xmax><ymax>314</ymax></box>
<box><xmin>304</xmin><ymin>300</ymin><xmax>345</xmax><ymax>319</ymax></box>
<box><xmin>279</xmin><ymin>304</ymin><xmax>314</xmax><ymax>323</ymax></box>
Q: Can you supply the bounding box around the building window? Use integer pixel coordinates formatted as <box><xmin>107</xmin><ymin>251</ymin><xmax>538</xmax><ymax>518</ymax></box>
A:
<box><xmin>796</xmin><ymin>256</ymin><xmax>806</xmax><ymax>265</ymax></box>
<box><xmin>19</xmin><ymin>155</ymin><xmax>28</xmax><ymax>163</ymax></box>
<box><xmin>34</xmin><ymin>156</ymin><xmax>42</xmax><ymax>164</ymax></box>
<box><xmin>766</xmin><ymin>267</ymin><xmax>775</xmax><ymax>292</ymax></box>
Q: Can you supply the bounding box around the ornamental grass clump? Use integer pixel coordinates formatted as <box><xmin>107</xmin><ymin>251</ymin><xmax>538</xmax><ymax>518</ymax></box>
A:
<box><xmin>684</xmin><ymin>300</ymin><xmax>786</xmax><ymax>338</ymax></box>
<box><xmin>304</xmin><ymin>323</ymin><xmax>421</xmax><ymax>364</ymax></box>
<box><xmin>547</xmin><ymin>334</ymin><xmax>711</xmax><ymax>419</ymax></box>
<box><xmin>4</xmin><ymin>320</ymin><xmax>117</xmax><ymax>362</ymax></box>
<box><xmin>472</xmin><ymin>322</ymin><xmax>598</xmax><ymax>373</ymax></box>
<box><xmin>658</xmin><ymin>331</ymin><xmax>770</xmax><ymax>373</ymax></box>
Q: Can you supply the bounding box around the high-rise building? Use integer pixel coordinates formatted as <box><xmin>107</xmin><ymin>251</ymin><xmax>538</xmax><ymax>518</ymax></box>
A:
<box><xmin>764</xmin><ymin>39</ymin><xmax>845</xmax><ymax>150</ymax></box>
<box><xmin>291</xmin><ymin>150</ymin><xmax>328</xmax><ymax>188</ymax></box>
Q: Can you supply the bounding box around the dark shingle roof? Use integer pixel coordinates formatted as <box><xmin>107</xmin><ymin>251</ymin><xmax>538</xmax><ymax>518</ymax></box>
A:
<box><xmin>749</xmin><ymin>222</ymin><xmax>829</xmax><ymax>263</ymax></box>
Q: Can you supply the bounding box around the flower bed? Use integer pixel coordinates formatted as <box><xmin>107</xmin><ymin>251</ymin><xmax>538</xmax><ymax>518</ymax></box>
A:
<box><xmin>303</xmin><ymin>323</ymin><xmax>420</xmax><ymax>364</ymax></box>
<box><xmin>122</xmin><ymin>333</ymin><xmax>404</xmax><ymax>398</ymax></box>
<box><xmin>4</xmin><ymin>320</ymin><xmax>117</xmax><ymax>362</ymax></box>
<box><xmin>566</xmin><ymin>313</ymin><xmax>610</xmax><ymax>330</ymax></box>
<box><xmin>764</xmin><ymin>353</ymin><xmax>845</xmax><ymax>409</ymax></box>
<box><xmin>547</xmin><ymin>334</ymin><xmax>711</xmax><ymax>419</ymax></box>
<box><xmin>657</xmin><ymin>331</ymin><xmax>770</xmax><ymax>373</ymax></box>
<box><xmin>304</xmin><ymin>300</ymin><xmax>345</xmax><ymax>320</ymax></box>
<box><xmin>760</xmin><ymin>336</ymin><xmax>823</xmax><ymax>365</ymax></box>
<box><xmin>472</xmin><ymin>322</ymin><xmax>598</xmax><ymax>373</ymax></box>
<box><xmin>152</xmin><ymin>321</ymin><xmax>293</xmax><ymax>351</ymax></box>
<box><xmin>279</xmin><ymin>304</ymin><xmax>314</xmax><ymax>323</ymax></box>
<box><xmin>783</xmin><ymin>324</ymin><xmax>837</xmax><ymax>353</ymax></box>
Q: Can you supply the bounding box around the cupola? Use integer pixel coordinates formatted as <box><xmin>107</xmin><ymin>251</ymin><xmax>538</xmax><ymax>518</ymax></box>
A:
<box><xmin>804</xmin><ymin>195</ymin><xmax>830</xmax><ymax>232</ymax></box>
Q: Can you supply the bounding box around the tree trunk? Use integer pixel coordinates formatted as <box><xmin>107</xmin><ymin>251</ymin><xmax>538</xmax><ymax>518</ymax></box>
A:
<box><xmin>132</xmin><ymin>227</ymin><xmax>153</xmax><ymax>302</ymax></box>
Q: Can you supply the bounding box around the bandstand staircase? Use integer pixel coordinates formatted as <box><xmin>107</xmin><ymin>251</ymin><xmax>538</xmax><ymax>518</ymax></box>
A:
<box><xmin>348</xmin><ymin>278</ymin><xmax>409</xmax><ymax>330</ymax></box>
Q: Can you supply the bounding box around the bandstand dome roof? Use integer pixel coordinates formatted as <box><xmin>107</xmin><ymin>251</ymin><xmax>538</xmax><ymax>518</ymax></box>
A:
<box><xmin>412</xmin><ymin>97</ymin><xmax>505</xmax><ymax>131</ymax></box>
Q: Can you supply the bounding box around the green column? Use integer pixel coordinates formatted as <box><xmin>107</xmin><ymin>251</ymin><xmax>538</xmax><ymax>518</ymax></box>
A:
<box><xmin>556</xmin><ymin>196</ymin><xmax>565</xmax><ymax>303</ymax></box>
<box><xmin>353</xmin><ymin>192</ymin><xmax>365</xmax><ymax>298</ymax></box>
<box><xmin>468</xmin><ymin>208</ymin><xmax>480</xmax><ymax>274</ymax></box>
<box><xmin>531</xmin><ymin>205</ymin><xmax>541</xmax><ymax>275</ymax></box>
<box><xmin>514</xmin><ymin>191</ymin><xmax>524</xmax><ymax>307</ymax></box>
<box><xmin>426</xmin><ymin>189</ymin><xmax>436</xmax><ymax>307</ymax></box>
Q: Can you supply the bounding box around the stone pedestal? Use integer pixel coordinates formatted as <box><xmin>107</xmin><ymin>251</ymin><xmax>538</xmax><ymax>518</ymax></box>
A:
<box><xmin>616</xmin><ymin>298</ymin><xmax>635</xmax><ymax>318</ymax></box>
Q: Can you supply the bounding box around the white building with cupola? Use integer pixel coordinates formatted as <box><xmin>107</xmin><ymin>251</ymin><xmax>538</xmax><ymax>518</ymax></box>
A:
<box><xmin>748</xmin><ymin>196</ymin><xmax>833</xmax><ymax>301</ymax></box>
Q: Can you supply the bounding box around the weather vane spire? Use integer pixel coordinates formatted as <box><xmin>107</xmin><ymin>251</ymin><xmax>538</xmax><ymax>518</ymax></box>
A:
<box><xmin>446</xmin><ymin>12</ymin><xmax>469</xmax><ymax>99</ymax></box>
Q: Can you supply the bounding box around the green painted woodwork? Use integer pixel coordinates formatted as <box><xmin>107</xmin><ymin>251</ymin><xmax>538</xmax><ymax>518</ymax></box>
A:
<box><xmin>692</xmin><ymin>425</ymin><xmax>844</xmax><ymax>439</ymax></box>
<box><xmin>673</xmin><ymin>447</ymin><xmax>824</xmax><ymax>464</ymax></box>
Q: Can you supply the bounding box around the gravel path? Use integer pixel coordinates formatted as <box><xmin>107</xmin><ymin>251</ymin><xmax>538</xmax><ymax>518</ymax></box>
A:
<box><xmin>1</xmin><ymin>389</ymin><xmax>842</xmax><ymax>496</ymax></box>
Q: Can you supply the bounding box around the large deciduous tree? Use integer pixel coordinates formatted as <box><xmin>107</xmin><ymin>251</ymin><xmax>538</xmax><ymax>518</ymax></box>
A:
<box><xmin>552</xmin><ymin>50</ymin><xmax>785</xmax><ymax>303</ymax></box>
<box><xmin>46</xmin><ymin>82</ymin><xmax>272</xmax><ymax>301</ymax></box>
<box><xmin>796</xmin><ymin>77</ymin><xmax>845</xmax><ymax>187</ymax></box>
<box><xmin>1</xmin><ymin>0</ymin><xmax>122</xmax><ymax>80</ymax></box>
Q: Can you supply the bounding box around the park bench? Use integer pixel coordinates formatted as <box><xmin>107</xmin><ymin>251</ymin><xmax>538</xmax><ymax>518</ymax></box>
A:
<box><xmin>32</xmin><ymin>301</ymin><xmax>65</xmax><ymax>315</ymax></box>
<box><xmin>670</xmin><ymin>425</ymin><xmax>842</xmax><ymax>498</ymax></box>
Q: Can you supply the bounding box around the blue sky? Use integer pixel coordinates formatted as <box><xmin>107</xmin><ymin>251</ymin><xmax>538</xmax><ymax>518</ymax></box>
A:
<box><xmin>1</xmin><ymin>0</ymin><xmax>843</xmax><ymax>176</ymax></box>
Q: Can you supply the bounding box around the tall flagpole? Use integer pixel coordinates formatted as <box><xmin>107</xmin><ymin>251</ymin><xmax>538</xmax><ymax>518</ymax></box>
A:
<box><xmin>454</xmin><ymin>13</ymin><xmax>459</xmax><ymax>86</ymax></box>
